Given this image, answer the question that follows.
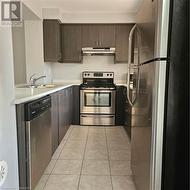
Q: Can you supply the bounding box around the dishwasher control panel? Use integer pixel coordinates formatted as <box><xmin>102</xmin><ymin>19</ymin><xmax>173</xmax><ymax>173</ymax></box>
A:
<box><xmin>25</xmin><ymin>96</ymin><xmax>51</xmax><ymax>121</ymax></box>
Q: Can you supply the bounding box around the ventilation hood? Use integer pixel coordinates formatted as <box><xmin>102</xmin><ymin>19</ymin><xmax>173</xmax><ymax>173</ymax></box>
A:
<box><xmin>82</xmin><ymin>47</ymin><xmax>115</xmax><ymax>56</ymax></box>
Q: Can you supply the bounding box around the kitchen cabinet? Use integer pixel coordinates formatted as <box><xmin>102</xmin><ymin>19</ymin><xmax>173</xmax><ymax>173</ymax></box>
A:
<box><xmin>116</xmin><ymin>86</ymin><xmax>131</xmax><ymax>138</ymax></box>
<box><xmin>115</xmin><ymin>24</ymin><xmax>134</xmax><ymax>63</ymax></box>
<box><xmin>43</xmin><ymin>19</ymin><xmax>62</xmax><ymax>62</ymax></box>
<box><xmin>73</xmin><ymin>85</ymin><xmax>80</xmax><ymax>125</ymax></box>
<box><xmin>82</xmin><ymin>24</ymin><xmax>115</xmax><ymax>48</ymax></box>
<box><xmin>82</xmin><ymin>24</ymin><xmax>99</xmax><ymax>47</ymax></box>
<box><xmin>58</xmin><ymin>87</ymin><xmax>74</xmax><ymax>143</ymax></box>
<box><xmin>51</xmin><ymin>92</ymin><xmax>59</xmax><ymax>154</ymax></box>
<box><xmin>58</xmin><ymin>89</ymin><xmax>67</xmax><ymax>143</ymax></box>
<box><xmin>61</xmin><ymin>24</ymin><xmax>82</xmax><ymax>63</ymax></box>
<box><xmin>123</xmin><ymin>86</ymin><xmax>132</xmax><ymax>139</ymax></box>
<box><xmin>116</xmin><ymin>86</ymin><xmax>125</xmax><ymax>125</ymax></box>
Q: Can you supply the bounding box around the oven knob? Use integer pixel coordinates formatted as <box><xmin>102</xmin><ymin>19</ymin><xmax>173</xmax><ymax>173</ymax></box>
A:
<box><xmin>107</xmin><ymin>74</ymin><xmax>109</xmax><ymax>76</ymax></box>
<box><xmin>88</xmin><ymin>74</ymin><xmax>90</xmax><ymax>76</ymax></box>
<box><xmin>110</xmin><ymin>74</ymin><xmax>112</xmax><ymax>76</ymax></box>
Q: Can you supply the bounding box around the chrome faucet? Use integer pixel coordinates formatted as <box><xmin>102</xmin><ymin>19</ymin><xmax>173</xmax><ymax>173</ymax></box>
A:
<box><xmin>29</xmin><ymin>74</ymin><xmax>46</xmax><ymax>87</ymax></box>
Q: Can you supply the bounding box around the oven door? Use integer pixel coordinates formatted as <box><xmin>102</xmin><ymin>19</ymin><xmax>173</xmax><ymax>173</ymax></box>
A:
<box><xmin>80</xmin><ymin>89</ymin><xmax>116</xmax><ymax>114</ymax></box>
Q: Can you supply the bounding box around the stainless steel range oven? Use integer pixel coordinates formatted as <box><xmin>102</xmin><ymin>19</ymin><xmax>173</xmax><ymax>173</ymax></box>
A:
<box><xmin>80</xmin><ymin>72</ymin><xmax>116</xmax><ymax>126</ymax></box>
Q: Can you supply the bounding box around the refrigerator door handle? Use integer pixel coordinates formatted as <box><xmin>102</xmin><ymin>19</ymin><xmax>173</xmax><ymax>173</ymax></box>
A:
<box><xmin>127</xmin><ymin>24</ymin><xmax>137</xmax><ymax>106</ymax></box>
<box><xmin>127</xmin><ymin>24</ymin><xmax>141</xmax><ymax>106</ymax></box>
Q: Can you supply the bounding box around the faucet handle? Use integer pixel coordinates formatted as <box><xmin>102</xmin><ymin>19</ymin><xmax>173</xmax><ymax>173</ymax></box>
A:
<box><xmin>29</xmin><ymin>74</ymin><xmax>37</xmax><ymax>81</ymax></box>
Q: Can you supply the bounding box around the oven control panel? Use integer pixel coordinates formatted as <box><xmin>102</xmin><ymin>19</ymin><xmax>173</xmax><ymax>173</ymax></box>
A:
<box><xmin>83</xmin><ymin>72</ymin><xmax>114</xmax><ymax>79</ymax></box>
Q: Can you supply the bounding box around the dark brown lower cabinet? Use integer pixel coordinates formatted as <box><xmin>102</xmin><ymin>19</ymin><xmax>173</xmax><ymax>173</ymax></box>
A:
<box><xmin>58</xmin><ymin>86</ymin><xmax>74</xmax><ymax>143</ymax></box>
<box><xmin>73</xmin><ymin>85</ymin><xmax>80</xmax><ymax>125</ymax></box>
<box><xmin>51</xmin><ymin>92</ymin><xmax>59</xmax><ymax>154</ymax></box>
<box><xmin>123</xmin><ymin>87</ymin><xmax>132</xmax><ymax>139</ymax></box>
<box><xmin>58</xmin><ymin>89</ymin><xmax>67</xmax><ymax>143</ymax></box>
<box><xmin>116</xmin><ymin>86</ymin><xmax>132</xmax><ymax>138</ymax></box>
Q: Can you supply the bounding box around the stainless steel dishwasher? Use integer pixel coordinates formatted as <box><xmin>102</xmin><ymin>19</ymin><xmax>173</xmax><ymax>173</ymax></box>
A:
<box><xmin>25</xmin><ymin>96</ymin><xmax>52</xmax><ymax>190</ymax></box>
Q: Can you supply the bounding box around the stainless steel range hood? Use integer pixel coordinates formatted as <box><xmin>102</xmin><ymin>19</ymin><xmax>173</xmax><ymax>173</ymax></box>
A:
<box><xmin>82</xmin><ymin>47</ymin><xmax>115</xmax><ymax>56</ymax></box>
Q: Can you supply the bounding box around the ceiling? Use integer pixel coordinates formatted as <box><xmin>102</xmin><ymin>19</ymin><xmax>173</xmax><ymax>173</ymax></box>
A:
<box><xmin>23</xmin><ymin>0</ymin><xmax>143</xmax><ymax>14</ymax></box>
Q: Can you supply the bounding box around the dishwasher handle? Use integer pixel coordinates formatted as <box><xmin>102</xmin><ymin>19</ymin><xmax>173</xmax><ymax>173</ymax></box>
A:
<box><xmin>25</xmin><ymin>96</ymin><xmax>51</xmax><ymax>121</ymax></box>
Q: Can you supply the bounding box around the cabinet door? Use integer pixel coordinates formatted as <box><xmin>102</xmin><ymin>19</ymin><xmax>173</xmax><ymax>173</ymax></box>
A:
<box><xmin>69</xmin><ymin>87</ymin><xmax>74</xmax><ymax>125</ymax></box>
<box><xmin>82</xmin><ymin>24</ymin><xmax>99</xmax><ymax>47</ymax></box>
<box><xmin>73</xmin><ymin>85</ymin><xmax>80</xmax><ymax>125</ymax></box>
<box><xmin>43</xmin><ymin>19</ymin><xmax>61</xmax><ymax>62</ymax></box>
<box><xmin>98</xmin><ymin>24</ymin><xmax>116</xmax><ymax>47</ymax></box>
<box><xmin>123</xmin><ymin>87</ymin><xmax>132</xmax><ymax>139</ymax></box>
<box><xmin>116</xmin><ymin>86</ymin><xmax>125</xmax><ymax>125</ymax></box>
<box><xmin>51</xmin><ymin>93</ymin><xmax>59</xmax><ymax>154</ymax></box>
<box><xmin>61</xmin><ymin>24</ymin><xmax>82</xmax><ymax>63</ymax></box>
<box><xmin>58</xmin><ymin>90</ymin><xmax>66</xmax><ymax>143</ymax></box>
<box><xmin>115</xmin><ymin>24</ymin><xmax>134</xmax><ymax>63</ymax></box>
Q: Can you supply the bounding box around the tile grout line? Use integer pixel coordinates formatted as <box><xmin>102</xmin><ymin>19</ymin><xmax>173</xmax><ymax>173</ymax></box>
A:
<box><xmin>42</xmin><ymin>125</ymin><xmax>74</xmax><ymax>190</ymax></box>
<box><xmin>105</xmin><ymin>128</ymin><xmax>114</xmax><ymax>190</ymax></box>
<box><xmin>77</xmin><ymin>126</ymin><xmax>89</xmax><ymax>190</ymax></box>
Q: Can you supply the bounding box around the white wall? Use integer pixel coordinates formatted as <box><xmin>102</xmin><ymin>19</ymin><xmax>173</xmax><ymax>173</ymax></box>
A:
<box><xmin>52</xmin><ymin>56</ymin><xmax>128</xmax><ymax>84</ymax></box>
<box><xmin>0</xmin><ymin>27</ymin><xmax>19</xmax><ymax>189</ymax></box>
<box><xmin>12</xmin><ymin>23</ymin><xmax>27</xmax><ymax>85</ymax></box>
<box><xmin>24</xmin><ymin>20</ymin><xmax>52</xmax><ymax>84</ymax></box>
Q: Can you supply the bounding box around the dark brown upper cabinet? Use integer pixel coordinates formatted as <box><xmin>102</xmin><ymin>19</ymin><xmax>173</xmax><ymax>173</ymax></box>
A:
<box><xmin>43</xmin><ymin>19</ymin><xmax>62</xmax><ymax>62</ymax></box>
<box><xmin>98</xmin><ymin>24</ymin><xmax>116</xmax><ymax>47</ymax></box>
<box><xmin>82</xmin><ymin>24</ymin><xmax>116</xmax><ymax>48</ymax></box>
<box><xmin>61</xmin><ymin>24</ymin><xmax>82</xmax><ymax>63</ymax></box>
<box><xmin>82</xmin><ymin>24</ymin><xmax>99</xmax><ymax>47</ymax></box>
<box><xmin>115</xmin><ymin>24</ymin><xmax>134</xmax><ymax>63</ymax></box>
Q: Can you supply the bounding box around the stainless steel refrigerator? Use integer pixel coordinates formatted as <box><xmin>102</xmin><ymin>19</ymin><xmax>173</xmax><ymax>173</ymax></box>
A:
<box><xmin>126</xmin><ymin>0</ymin><xmax>189</xmax><ymax>190</ymax></box>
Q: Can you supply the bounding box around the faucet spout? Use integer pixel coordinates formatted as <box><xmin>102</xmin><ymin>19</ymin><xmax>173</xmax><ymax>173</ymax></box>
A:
<box><xmin>29</xmin><ymin>74</ymin><xmax>46</xmax><ymax>87</ymax></box>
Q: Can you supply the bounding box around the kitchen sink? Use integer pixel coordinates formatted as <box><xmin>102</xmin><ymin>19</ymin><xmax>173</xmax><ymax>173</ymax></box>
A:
<box><xmin>17</xmin><ymin>84</ymin><xmax>58</xmax><ymax>89</ymax></box>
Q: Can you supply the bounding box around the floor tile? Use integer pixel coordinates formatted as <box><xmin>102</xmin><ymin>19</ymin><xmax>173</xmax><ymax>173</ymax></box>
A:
<box><xmin>52</xmin><ymin>160</ymin><xmax>82</xmax><ymax>174</ymax></box>
<box><xmin>72</xmin><ymin>127</ymin><xmax>89</xmax><ymax>134</ymax></box>
<box><xmin>34</xmin><ymin>175</ymin><xmax>49</xmax><ymax>190</ymax></box>
<box><xmin>88</xmin><ymin>127</ymin><xmax>106</xmax><ymax>134</ymax></box>
<box><xmin>82</xmin><ymin>160</ymin><xmax>110</xmax><ymax>175</ymax></box>
<box><xmin>110</xmin><ymin>161</ymin><xmax>132</xmax><ymax>175</ymax></box>
<box><xmin>64</xmin><ymin>140</ymin><xmax>86</xmax><ymax>149</ymax></box>
<box><xmin>79</xmin><ymin>175</ymin><xmax>112</xmax><ymax>190</ymax></box>
<box><xmin>86</xmin><ymin>140</ymin><xmax>107</xmax><ymax>150</ymax></box>
<box><xmin>84</xmin><ymin>149</ymin><xmax>108</xmax><ymax>160</ymax></box>
<box><xmin>107</xmin><ymin>140</ymin><xmax>130</xmax><ymax>150</ymax></box>
<box><xmin>112</xmin><ymin>176</ymin><xmax>136</xmax><ymax>190</ymax></box>
<box><xmin>106</xmin><ymin>134</ymin><xmax>124</xmax><ymax>141</ymax></box>
<box><xmin>44</xmin><ymin>160</ymin><xmax>57</xmax><ymax>174</ymax></box>
<box><xmin>43</xmin><ymin>175</ymin><xmax>79</xmax><ymax>190</ymax></box>
<box><xmin>109</xmin><ymin>149</ymin><xmax>131</xmax><ymax>161</ymax></box>
<box><xmin>59</xmin><ymin>148</ymin><xmax>85</xmax><ymax>160</ymax></box>
<box><xmin>88</xmin><ymin>133</ymin><xmax>106</xmax><ymax>141</ymax></box>
<box><xmin>69</xmin><ymin>132</ymin><xmax>88</xmax><ymax>140</ymax></box>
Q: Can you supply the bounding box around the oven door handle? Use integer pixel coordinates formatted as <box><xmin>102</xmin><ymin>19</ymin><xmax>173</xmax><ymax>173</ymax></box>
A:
<box><xmin>82</xmin><ymin>90</ymin><xmax>116</xmax><ymax>93</ymax></box>
<box><xmin>81</xmin><ymin>115</ymin><xmax>115</xmax><ymax>118</ymax></box>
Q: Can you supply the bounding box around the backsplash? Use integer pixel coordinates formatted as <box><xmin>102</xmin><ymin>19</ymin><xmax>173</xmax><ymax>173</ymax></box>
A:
<box><xmin>52</xmin><ymin>56</ymin><xmax>128</xmax><ymax>84</ymax></box>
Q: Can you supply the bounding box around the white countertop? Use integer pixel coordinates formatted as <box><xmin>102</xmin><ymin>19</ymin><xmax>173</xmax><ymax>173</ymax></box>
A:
<box><xmin>14</xmin><ymin>84</ymin><xmax>75</xmax><ymax>104</ymax></box>
<box><xmin>14</xmin><ymin>83</ymin><xmax>127</xmax><ymax>105</ymax></box>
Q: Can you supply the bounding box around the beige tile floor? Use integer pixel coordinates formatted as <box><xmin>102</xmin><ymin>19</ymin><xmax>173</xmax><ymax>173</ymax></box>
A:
<box><xmin>35</xmin><ymin>125</ymin><xmax>136</xmax><ymax>190</ymax></box>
